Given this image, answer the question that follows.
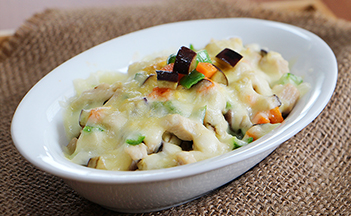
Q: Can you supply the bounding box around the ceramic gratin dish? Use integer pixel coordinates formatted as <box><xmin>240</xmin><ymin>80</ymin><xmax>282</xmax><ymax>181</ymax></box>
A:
<box><xmin>11</xmin><ymin>18</ymin><xmax>337</xmax><ymax>213</ymax></box>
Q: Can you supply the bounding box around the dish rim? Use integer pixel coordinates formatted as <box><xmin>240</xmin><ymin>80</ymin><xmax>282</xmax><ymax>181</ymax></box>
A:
<box><xmin>11</xmin><ymin>17</ymin><xmax>338</xmax><ymax>184</ymax></box>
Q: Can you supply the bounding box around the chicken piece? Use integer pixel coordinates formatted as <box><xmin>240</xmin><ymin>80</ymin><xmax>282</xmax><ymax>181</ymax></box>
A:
<box><xmin>204</xmin><ymin>108</ymin><xmax>229</xmax><ymax>139</ymax></box>
<box><xmin>137</xmin><ymin>142</ymin><xmax>182</xmax><ymax>170</ymax></box>
<box><xmin>273</xmin><ymin>83</ymin><xmax>300</xmax><ymax>116</ymax></box>
<box><xmin>259</xmin><ymin>51</ymin><xmax>289</xmax><ymax>82</ymax></box>
<box><xmin>224</xmin><ymin>108</ymin><xmax>253</xmax><ymax>134</ymax></box>
<box><xmin>141</xmin><ymin>124</ymin><xmax>164</xmax><ymax>154</ymax></box>
<box><xmin>176</xmin><ymin>151</ymin><xmax>197</xmax><ymax>165</ymax></box>
<box><xmin>251</xmin><ymin>94</ymin><xmax>281</xmax><ymax>114</ymax></box>
<box><xmin>162</xmin><ymin>114</ymin><xmax>195</xmax><ymax>141</ymax></box>
<box><xmin>161</xmin><ymin>114</ymin><xmax>230</xmax><ymax>154</ymax></box>
<box><xmin>124</xmin><ymin>143</ymin><xmax>148</xmax><ymax>161</ymax></box>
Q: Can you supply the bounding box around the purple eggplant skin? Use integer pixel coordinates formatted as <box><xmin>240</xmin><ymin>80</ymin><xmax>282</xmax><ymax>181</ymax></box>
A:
<box><xmin>173</xmin><ymin>46</ymin><xmax>197</xmax><ymax>75</ymax></box>
<box><xmin>210</xmin><ymin>64</ymin><xmax>228</xmax><ymax>86</ymax></box>
<box><xmin>156</xmin><ymin>70</ymin><xmax>179</xmax><ymax>82</ymax></box>
<box><xmin>210</xmin><ymin>69</ymin><xmax>229</xmax><ymax>86</ymax></box>
<box><xmin>215</xmin><ymin>48</ymin><xmax>243</xmax><ymax>67</ymax></box>
<box><xmin>141</xmin><ymin>74</ymin><xmax>157</xmax><ymax>86</ymax></box>
<box><xmin>260</xmin><ymin>49</ymin><xmax>268</xmax><ymax>56</ymax></box>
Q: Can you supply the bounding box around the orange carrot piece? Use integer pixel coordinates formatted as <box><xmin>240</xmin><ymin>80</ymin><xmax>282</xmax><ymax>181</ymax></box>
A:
<box><xmin>196</xmin><ymin>62</ymin><xmax>217</xmax><ymax>78</ymax></box>
<box><xmin>148</xmin><ymin>87</ymin><xmax>172</xmax><ymax>99</ymax></box>
<box><xmin>252</xmin><ymin>107</ymin><xmax>283</xmax><ymax>125</ymax></box>
<box><xmin>252</xmin><ymin>112</ymin><xmax>270</xmax><ymax>125</ymax></box>
<box><xmin>268</xmin><ymin>106</ymin><xmax>284</xmax><ymax>123</ymax></box>
<box><xmin>178</xmin><ymin>73</ymin><xmax>185</xmax><ymax>82</ymax></box>
<box><xmin>245</xmin><ymin>129</ymin><xmax>259</xmax><ymax>141</ymax></box>
<box><xmin>160</xmin><ymin>63</ymin><xmax>174</xmax><ymax>72</ymax></box>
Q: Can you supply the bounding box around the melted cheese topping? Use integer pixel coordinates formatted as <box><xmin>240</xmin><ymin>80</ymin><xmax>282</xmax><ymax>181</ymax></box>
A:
<box><xmin>63</xmin><ymin>38</ymin><xmax>309</xmax><ymax>171</ymax></box>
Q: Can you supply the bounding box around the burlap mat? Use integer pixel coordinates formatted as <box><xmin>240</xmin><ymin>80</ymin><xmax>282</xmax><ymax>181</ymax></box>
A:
<box><xmin>1</xmin><ymin>0</ymin><xmax>350</xmax><ymax>215</ymax></box>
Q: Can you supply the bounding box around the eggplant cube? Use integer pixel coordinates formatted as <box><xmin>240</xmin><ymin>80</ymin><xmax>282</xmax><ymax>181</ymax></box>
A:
<box><xmin>216</xmin><ymin>48</ymin><xmax>243</xmax><ymax>67</ymax></box>
<box><xmin>173</xmin><ymin>46</ymin><xmax>197</xmax><ymax>75</ymax></box>
<box><xmin>156</xmin><ymin>70</ymin><xmax>179</xmax><ymax>89</ymax></box>
<box><xmin>156</xmin><ymin>70</ymin><xmax>178</xmax><ymax>82</ymax></box>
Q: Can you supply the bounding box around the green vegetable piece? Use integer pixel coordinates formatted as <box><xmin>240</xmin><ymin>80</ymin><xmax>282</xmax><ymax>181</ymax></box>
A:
<box><xmin>151</xmin><ymin>101</ymin><xmax>181</xmax><ymax>114</ymax></box>
<box><xmin>233</xmin><ymin>142</ymin><xmax>241</xmax><ymax>150</ymax></box>
<box><xmin>197</xmin><ymin>105</ymin><xmax>207</xmax><ymax>121</ymax></box>
<box><xmin>190</xmin><ymin>105</ymin><xmax>207</xmax><ymax>123</ymax></box>
<box><xmin>196</xmin><ymin>49</ymin><xmax>212</xmax><ymax>64</ymax></box>
<box><xmin>189</xmin><ymin>44</ymin><xmax>196</xmax><ymax>51</ymax></box>
<box><xmin>163</xmin><ymin>101</ymin><xmax>181</xmax><ymax>114</ymax></box>
<box><xmin>246</xmin><ymin>137</ymin><xmax>254</xmax><ymax>143</ymax></box>
<box><xmin>133</xmin><ymin>72</ymin><xmax>148</xmax><ymax>83</ymax></box>
<box><xmin>277</xmin><ymin>73</ymin><xmax>303</xmax><ymax>86</ymax></box>
<box><xmin>179</xmin><ymin>71</ymin><xmax>205</xmax><ymax>89</ymax></box>
<box><xmin>134</xmin><ymin>72</ymin><xmax>143</xmax><ymax>80</ymax></box>
<box><xmin>167</xmin><ymin>53</ymin><xmax>177</xmax><ymax>64</ymax></box>
<box><xmin>83</xmin><ymin>126</ymin><xmax>93</xmax><ymax>132</ymax></box>
<box><xmin>225</xmin><ymin>101</ymin><xmax>233</xmax><ymax>110</ymax></box>
<box><xmin>232</xmin><ymin>136</ymin><xmax>252</xmax><ymax>150</ymax></box>
<box><xmin>150</xmin><ymin>101</ymin><xmax>163</xmax><ymax>110</ymax></box>
<box><xmin>126</xmin><ymin>133</ymin><xmax>145</xmax><ymax>145</ymax></box>
<box><xmin>82</xmin><ymin>126</ymin><xmax>104</xmax><ymax>133</ymax></box>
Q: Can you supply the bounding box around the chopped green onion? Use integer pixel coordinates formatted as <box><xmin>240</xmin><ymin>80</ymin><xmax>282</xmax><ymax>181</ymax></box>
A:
<box><xmin>190</xmin><ymin>105</ymin><xmax>207</xmax><ymax>123</ymax></box>
<box><xmin>232</xmin><ymin>136</ymin><xmax>252</xmax><ymax>149</ymax></box>
<box><xmin>189</xmin><ymin>44</ymin><xmax>196</xmax><ymax>51</ymax></box>
<box><xmin>277</xmin><ymin>73</ymin><xmax>303</xmax><ymax>86</ymax></box>
<box><xmin>233</xmin><ymin>142</ymin><xmax>241</xmax><ymax>150</ymax></box>
<box><xmin>150</xmin><ymin>101</ymin><xmax>163</xmax><ymax>110</ymax></box>
<box><xmin>163</xmin><ymin>101</ymin><xmax>181</xmax><ymax>114</ymax></box>
<box><xmin>83</xmin><ymin>126</ymin><xmax>93</xmax><ymax>132</ymax></box>
<box><xmin>225</xmin><ymin>101</ymin><xmax>233</xmax><ymax>109</ymax></box>
<box><xmin>82</xmin><ymin>126</ymin><xmax>104</xmax><ymax>133</ymax></box>
<box><xmin>246</xmin><ymin>137</ymin><xmax>254</xmax><ymax>143</ymax></box>
<box><xmin>196</xmin><ymin>49</ymin><xmax>212</xmax><ymax>64</ymax></box>
<box><xmin>179</xmin><ymin>71</ymin><xmax>205</xmax><ymax>89</ymax></box>
<box><xmin>133</xmin><ymin>72</ymin><xmax>148</xmax><ymax>83</ymax></box>
<box><xmin>151</xmin><ymin>101</ymin><xmax>181</xmax><ymax>114</ymax></box>
<box><xmin>126</xmin><ymin>133</ymin><xmax>145</xmax><ymax>145</ymax></box>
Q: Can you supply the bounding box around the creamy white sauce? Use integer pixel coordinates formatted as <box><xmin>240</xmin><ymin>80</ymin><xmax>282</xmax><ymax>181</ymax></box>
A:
<box><xmin>63</xmin><ymin>38</ymin><xmax>308</xmax><ymax>171</ymax></box>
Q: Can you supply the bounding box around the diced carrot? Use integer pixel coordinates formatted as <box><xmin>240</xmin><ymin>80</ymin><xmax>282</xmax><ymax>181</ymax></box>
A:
<box><xmin>268</xmin><ymin>106</ymin><xmax>284</xmax><ymax>123</ymax></box>
<box><xmin>252</xmin><ymin>107</ymin><xmax>284</xmax><ymax>125</ymax></box>
<box><xmin>252</xmin><ymin>112</ymin><xmax>270</xmax><ymax>124</ymax></box>
<box><xmin>196</xmin><ymin>62</ymin><xmax>217</xmax><ymax>78</ymax></box>
<box><xmin>160</xmin><ymin>63</ymin><xmax>174</xmax><ymax>72</ymax></box>
<box><xmin>178</xmin><ymin>73</ymin><xmax>185</xmax><ymax>82</ymax></box>
<box><xmin>148</xmin><ymin>87</ymin><xmax>172</xmax><ymax>99</ymax></box>
<box><xmin>245</xmin><ymin>129</ymin><xmax>259</xmax><ymax>141</ymax></box>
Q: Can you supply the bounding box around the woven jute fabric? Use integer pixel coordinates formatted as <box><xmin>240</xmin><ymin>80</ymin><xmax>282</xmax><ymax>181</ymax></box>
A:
<box><xmin>1</xmin><ymin>0</ymin><xmax>350</xmax><ymax>215</ymax></box>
